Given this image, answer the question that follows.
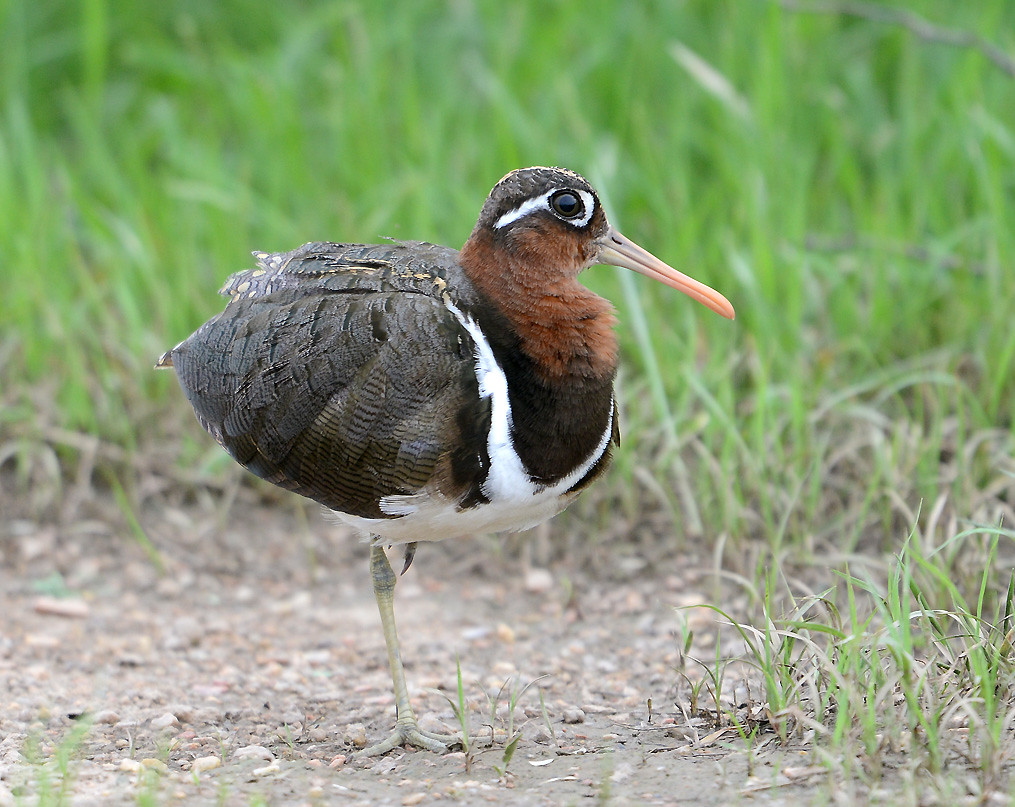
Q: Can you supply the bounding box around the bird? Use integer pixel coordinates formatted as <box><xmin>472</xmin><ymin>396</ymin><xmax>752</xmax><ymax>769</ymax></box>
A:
<box><xmin>157</xmin><ymin>166</ymin><xmax>734</xmax><ymax>756</ymax></box>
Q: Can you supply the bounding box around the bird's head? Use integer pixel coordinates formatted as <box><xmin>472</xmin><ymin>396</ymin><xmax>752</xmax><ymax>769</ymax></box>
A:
<box><xmin>462</xmin><ymin>166</ymin><xmax>735</xmax><ymax>320</ymax></box>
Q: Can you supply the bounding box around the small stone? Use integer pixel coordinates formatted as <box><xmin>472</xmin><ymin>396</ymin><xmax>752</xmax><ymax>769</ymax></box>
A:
<box><xmin>166</xmin><ymin>704</ymin><xmax>197</xmax><ymax>724</ymax></box>
<box><xmin>403</xmin><ymin>793</ymin><xmax>427</xmax><ymax>806</ymax></box>
<box><xmin>24</xmin><ymin>634</ymin><xmax>59</xmax><ymax>648</ymax></box>
<box><xmin>140</xmin><ymin>758</ymin><xmax>168</xmax><ymax>773</ymax></box>
<box><xmin>92</xmin><ymin>710</ymin><xmax>120</xmax><ymax>725</ymax></box>
<box><xmin>190</xmin><ymin>756</ymin><xmax>221</xmax><ymax>774</ymax></box>
<box><xmin>33</xmin><ymin>597</ymin><xmax>89</xmax><ymax>618</ymax></box>
<box><xmin>562</xmin><ymin>708</ymin><xmax>585</xmax><ymax>724</ymax></box>
<box><xmin>119</xmin><ymin>759</ymin><xmax>142</xmax><ymax>773</ymax></box>
<box><xmin>782</xmin><ymin>765</ymin><xmax>824</xmax><ymax>781</ymax></box>
<box><xmin>665</xmin><ymin>725</ymin><xmax>695</xmax><ymax>740</ymax></box>
<box><xmin>274</xmin><ymin>723</ymin><xmax>302</xmax><ymax>741</ymax></box>
<box><xmin>234</xmin><ymin>745</ymin><xmax>273</xmax><ymax>762</ymax></box>
<box><xmin>252</xmin><ymin>762</ymin><xmax>280</xmax><ymax>777</ymax></box>
<box><xmin>151</xmin><ymin>713</ymin><xmax>180</xmax><ymax>731</ymax></box>
<box><xmin>532</xmin><ymin>725</ymin><xmax>553</xmax><ymax>744</ymax></box>
<box><xmin>491</xmin><ymin>660</ymin><xmax>517</xmax><ymax>677</ymax></box>
<box><xmin>495</xmin><ymin>623</ymin><xmax>515</xmax><ymax>643</ymax></box>
<box><xmin>329</xmin><ymin>755</ymin><xmax>347</xmax><ymax>769</ymax></box>
<box><xmin>281</xmin><ymin>708</ymin><xmax>305</xmax><ymax>728</ymax></box>
<box><xmin>345</xmin><ymin>723</ymin><xmax>367</xmax><ymax>748</ymax></box>
<box><xmin>524</xmin><ymin>568</ymin><xmax>554</xmax><ymax>594</ymax></box>
<box><xmin>370</xmin><ymin>756</ymin><xmax>399</xmax><ymax>774</ymax></box>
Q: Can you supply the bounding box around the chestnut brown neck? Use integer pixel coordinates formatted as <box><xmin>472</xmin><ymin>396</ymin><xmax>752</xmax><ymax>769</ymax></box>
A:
<box><xmin>459</xmin><ymin>232</ymin><xmax>618</xmax><ymax>381</ymax></box>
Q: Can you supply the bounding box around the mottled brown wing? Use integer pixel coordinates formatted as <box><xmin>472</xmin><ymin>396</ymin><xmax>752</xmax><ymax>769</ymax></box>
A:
<box><xmin>169</xmin><ymin>277</ymin><xmax>489</xmax><ymax>519</ymax></box>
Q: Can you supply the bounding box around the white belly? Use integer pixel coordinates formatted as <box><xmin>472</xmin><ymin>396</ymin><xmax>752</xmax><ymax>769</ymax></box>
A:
<box><xmin>330</xmin><ymin>486</ymin><xmax>579</xmax><ymax>545</ymax></box>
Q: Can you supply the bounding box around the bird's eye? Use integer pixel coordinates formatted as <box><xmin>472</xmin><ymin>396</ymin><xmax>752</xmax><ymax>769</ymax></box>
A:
<box><xmin>550</xmin><ymin>190</ymin><xmax>584</xmax><ymax>219</ymax></box>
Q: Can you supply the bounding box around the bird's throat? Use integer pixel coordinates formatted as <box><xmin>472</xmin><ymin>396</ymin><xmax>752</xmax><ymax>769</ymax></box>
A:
<box><xmin>460</xmin><ymin>238</ymin><xmax>619</xmax><ymax>381</ymax></box>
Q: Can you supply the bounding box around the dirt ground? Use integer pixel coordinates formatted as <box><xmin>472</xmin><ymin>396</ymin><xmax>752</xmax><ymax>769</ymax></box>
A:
<box><xmin>0</xmin><ymin>483</ymin><xmax>925</xmax><ymax>806</ymax></box>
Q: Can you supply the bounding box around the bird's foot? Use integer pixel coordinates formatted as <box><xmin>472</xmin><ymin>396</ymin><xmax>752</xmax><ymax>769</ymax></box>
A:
<box><xmin>356</xmin><ymin>718</ymin><xmax>463</xmax><ymax>757</ymax></box>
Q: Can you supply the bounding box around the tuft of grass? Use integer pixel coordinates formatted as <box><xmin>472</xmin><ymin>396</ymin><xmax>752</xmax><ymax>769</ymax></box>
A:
<box><xmin>447</xmin><ymin>656</ymin><xmax>473</xmax><ymax>771</ymax></box>
<box><xmin>538</xmin><ymin>689</ymin><xmax>557</xmax><ymax>749</ymax></box>
<box><xmin>676</xmin><ymin>517</ymin><xmax>1015</xmax><ymax>799</ymax></box>
<box><xmin>134</xmin><ymin>768</ymin><xmax>164</xmax><ymax>807</ymax></box>
<box><xmin>16</xmin><ymin>717</ymin><xmax>93</xmax><ymax>807</ymax></box>
<box><xmin>486</xmin><ymin>674</ymin><xmax>544</xmax><ymax>779</ymax></box>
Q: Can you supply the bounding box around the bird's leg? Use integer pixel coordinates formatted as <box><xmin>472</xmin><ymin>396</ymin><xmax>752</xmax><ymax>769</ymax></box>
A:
<box><xmin>356</xmin><ymin>543</ymin><xmax>461</xmax><ymax>756</ymax></box>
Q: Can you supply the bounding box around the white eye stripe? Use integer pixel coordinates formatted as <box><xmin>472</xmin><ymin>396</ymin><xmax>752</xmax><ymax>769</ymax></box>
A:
<box><xmin>494</xmin><ymin>194</ymin><xmax>549</xmax><ymax>229</ymax></box>
<box><xmin>493</xmin><ymin>188</ymin><xmax>596</xmax><ymax>230</ymax></box>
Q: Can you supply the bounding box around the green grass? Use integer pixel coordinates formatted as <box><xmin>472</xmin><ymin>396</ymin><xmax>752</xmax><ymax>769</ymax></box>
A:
<box><xmin>679</xmin><ymin>519</ymin><xmax>1015</xmax><ymax>800</ymax></box>
<box><xmin>14</xmin><ymin>717</ymin><xmax>93</xmax><ymax>806</ymax></box>
<box><xmin>2</xmin><ymin>0</ymin><xmax>1015</xmax><ymax>801</ymax></box>
<box><xmin>4</xmin><ymin>1</ymin><xmax>1013</xmax><ymax>451</ymax></box>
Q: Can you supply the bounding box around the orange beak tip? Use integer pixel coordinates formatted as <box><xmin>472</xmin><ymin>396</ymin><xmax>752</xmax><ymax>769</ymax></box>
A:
<box><xmin>597</xmin><ymin>228</ymin><xmax>736</xmax><ymax>323</ymax></box>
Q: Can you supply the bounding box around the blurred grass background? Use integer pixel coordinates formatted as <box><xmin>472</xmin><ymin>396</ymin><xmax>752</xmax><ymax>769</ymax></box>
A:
<box><xmin>2</xmin><ymin>0</ymin><xmax>1013</xmax><ymax>561</ymax></box>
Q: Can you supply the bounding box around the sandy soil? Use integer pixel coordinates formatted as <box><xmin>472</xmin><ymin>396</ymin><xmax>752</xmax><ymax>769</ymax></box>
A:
<box><xmin>0</xmin><ymin>488</ymin><xmax>893</xmax><ymax>806</ymax></box>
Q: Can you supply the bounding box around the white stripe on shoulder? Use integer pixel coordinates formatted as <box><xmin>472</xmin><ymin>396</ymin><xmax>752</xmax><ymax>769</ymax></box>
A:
<box><xmin>442</xmin><ymin>297</ymin><xmax>614</xmax><ymax>501</ymax></box>
<box><xmin>442</xmin><ymin>300</ymin><xmax>533</xmax><ymax>501</ymax></box>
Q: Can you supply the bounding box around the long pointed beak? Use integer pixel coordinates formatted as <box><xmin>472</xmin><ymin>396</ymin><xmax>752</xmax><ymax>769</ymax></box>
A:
<box><xmin>596</xmin><ymin>228</ymin><xmax>735</xmax><ymax>320</ymax></box>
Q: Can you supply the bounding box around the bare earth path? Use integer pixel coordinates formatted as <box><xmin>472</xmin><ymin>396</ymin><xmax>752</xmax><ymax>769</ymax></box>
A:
<box><xmin>0</xmin><ymin>492</ymin><xmax>875</xmax><ymax>805</ymax></box>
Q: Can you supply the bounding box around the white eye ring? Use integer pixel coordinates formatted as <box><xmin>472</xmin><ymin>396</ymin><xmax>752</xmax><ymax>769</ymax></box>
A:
<box><xmin>494</xmin><ymin>188</ymin><xmax>595</xmax><ymax>230</ymax></box>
